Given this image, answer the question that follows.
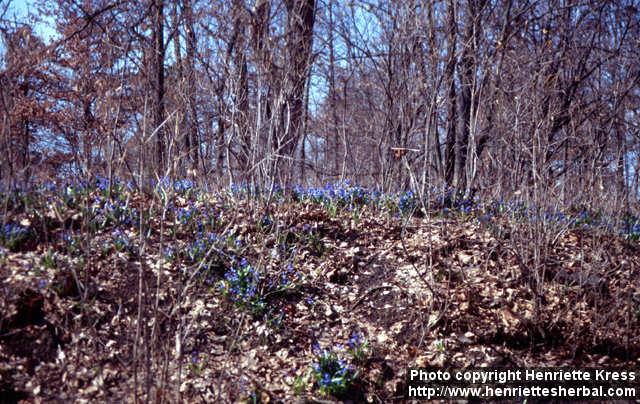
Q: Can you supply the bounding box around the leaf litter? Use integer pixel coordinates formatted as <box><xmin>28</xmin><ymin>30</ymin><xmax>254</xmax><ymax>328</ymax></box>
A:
<box><xmin>1</xmin><ymin>187</ymin><xmax>639</xmax><ymax>402</ymax></box>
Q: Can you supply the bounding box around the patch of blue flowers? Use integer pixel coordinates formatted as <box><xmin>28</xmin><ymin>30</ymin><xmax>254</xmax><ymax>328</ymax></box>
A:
<box><xmin>398</xmin><ymin>190</ymin><xmax>417</xmax><ymax>216</ymax></box>
<box><xmin>432</xmin><ymin>187</ymin><xmax>480</xmax><ymax>216</ymax></box>
<box><xmin>346</xmin><ymin>331</ymin><xmax>369</xmax><ymax>363</ymax></box>
<box><xmin>111</xmin><ymin>228</ymin><xmax>133</xmax><ymax>253</ymax></box>
<box><xmin>292</xmin><ymin>182</ymin><xmax>484</xmax><ymax>218</ymax></box>
<box><xmin>186</xmin><ymin>231</ymin><xmax>219</xmax><ymax>263</ymax></box>
<box><xmin>267</xmin><ymin>261</ymin><xmax>300</xmax><ymax>290</ymax></box>
<box><xmin>1</xmin><ymin>223</ymin><xmax>32</xmax><ymax>250</ymax></box>
<box><xmin>89</xmin><ymin>194</ymin><xmax>140</xmax><ymax>230</ymax></box>
<box><xmin>480</xmin><ymin>198</ymin><xmax>640</xmax><ymax>239</ymax></box>
<box><xmin>623</xmin><ymin>216</ymin><xmax>640</xmax><ymax>241</ymax></box>
<box><xmin>95</xmin><ymin>175</ymin><xmax>129</xmax><ymax>196</ymax></box>
<box><xmin>176</xmin><ymin>205</ymin><xmax>198</xmax><ymax>227</ymax></box>
<box><xmin>172</xmin><ymin>201</ymin><xmax>222</xmax><ymax>236</ymax></box>
<box><xmin>107</xmin><ymin>199</ymin><xmax>139</xmax><ymax>228</ymax></box>
<box><xmin>59</xmin><ymin>232</ymin><xmax>82</xmax><ymax>256</ymax></box>
<box><xmin>217</xmin><ymin>257</ymin><xmax>301</xmax><ymax>318</ymax></box>
<box><xmin>259</xmin><ymin>214</ymin><xmax>273</xmax><ymax>230</ymax></box>
<box><xmin>173</xmin><ymin>179</ymin><xmax>195</xmax><ymax>194</ymax></box>
<box><xmin>311</xmin><ymin>342</ymin><xmax>357</xmax><ymax>397</ymax></box>
<box><xmin>218</xmin><ymin>258</ymin><xmax>266</xmax><ymax>314</ymax></box>
<box><xmin>294</xmin><ymin>181</ymin><xmax>372</xmax><ymax>208</ymax></box>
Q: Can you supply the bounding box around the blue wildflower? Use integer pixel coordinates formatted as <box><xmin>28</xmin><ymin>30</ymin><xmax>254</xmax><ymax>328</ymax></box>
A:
<box><xmin>311</xmin><ymin>343</ymin><xmax>355</xmax><ymax>396</ymax></box>
<box><xmin>96</xmin><ymin>175</ymin><xmax>109</xmax><ymax>192</ymax></box>
<box><xmin>347</xmin><ymin>332</ymin><xmax>362</xmax><ymax>349</ymax></box>
<box><xmin>1</xmin><ymin>223</ymin><xmax>31</xmax><ymax>250</ymax></box>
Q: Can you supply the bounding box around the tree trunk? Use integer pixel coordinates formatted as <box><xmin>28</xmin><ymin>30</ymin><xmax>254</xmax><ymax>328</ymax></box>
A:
<box><xmin>183</xmin><ymin>0</ymin><xmax>199</xmax><ymax>172</ymax></box>
<box><xmin>281</xmin><ymin>0</ymin><xmax>315</xmax><ymax>185</ymax></box>
<box><xmin>171</xmin><ymin>1</ymin><xmax>187</xmax><ymax>174</ymax></box>
<box><xmin>154</xmin><ymin>0</ymin><xmax>166</xmax><ymax>173</ymax></box>
<box><xmin>328</xmin><ymin>0</ymin><xmax>340</xmax><ymax>177</ymax></box>
<box><xmin>456</xmin><ymin>0</ymin><xmax>485</xmax><ymax>190</ymax></box>
<box><xmin>444</xmin><ymin>0</ymin><xmax>457</xmax><ymax>186</ymax></box>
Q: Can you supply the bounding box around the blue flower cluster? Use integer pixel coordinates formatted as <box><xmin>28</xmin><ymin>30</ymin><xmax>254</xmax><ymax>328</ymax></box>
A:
<box><xmin>59</xmin><ymin>232</ymin><xmax>82</xmax><ymax>255</ymax></box>
<box><xmin>433</xmin><ymin>188</ymin><xmax>480</xmax><ymax>215</ymax></box>
<box><xmin>95</xmin><ymin>175</ymin><xmax>110</xmax><ymax>192</ymax></box>
<box><xmin>294</xmin><ymin>181</ymin><xmax>371</xmax><ymax>208</ymax></box>
<box><xmin>398</xmin><ymin>190</ymin><xmax>417</xmax><ymax>215</ymax></box>
<box><xmin>89</xmin><ymin>194</ymin><xmax>140</xmax><ymax>230</ymax></box>
<box><xmin>479</xmin><ymin>199</ymin><xmax>640</xmax><ymax>241</ymax></box>
<box><xmin>479</xmin><ymin>198</ymin><xmax>514</xmax><ymax>218</ymax></box>
<box><xmin>218</xmin><ymin>258</ymin><xmax>265</xmax><ymax>313</ymax></box>
<box><xmin>109</xmin><ymin>200</ymin><xmax>139</xmax><ymax>228</ymax></box>
<box><xmin>482</xmin><ymin>199</ymin><xmax>618</xmax><ymax>232</ymax></box>
<box><xmin>111</xmin><ymin>228</ymin><xmax>132</xmax><ymax>253</ymax></box>
<box><xmin>260</xmin><ymin>214</ymin><xmax>273</xmax><ymax>229</ymax></box>
<box><xmin>171</xmin><ymin>201</ymin><xmax>221</xmax><ymax>235</ymax></box>
<box><xmin>150</xmin><ymin>176</ymin><xmax>198</xmax><ymax>195</ymax></box>
<box><xmin>292</xmin><ymin>182</ymin><xmax>485</xmax><ymax>217</ymax></box>
<box><xmin>42</xmin><ymin>181</ymin><xmax>58</xmax><ymax>193</ymax></box>
<box><xmin>1</xmin><ymin>223</ymin><xmax>31</xmax><ymax>250</ymax></box>
<box><xmin>173</xmin><ymin>179</ymin><xmax>195</xmax><ymax>194</ymax></box>
<box><xmin>230</xmin><ymin>183</ymin><xmax>249</xmax><ymax>197</ymax></box>
<box><xmin>177</xmin><ymin>205</ymin><xmax>198</xmax><ymax>226</ymax></box>
<box><xmin>346</xmin><ymin>331</ymin><xmax>369</xmax><ymax>363</ymax></box>
<box><xmin>90</xmin><ymin>175</ymin><xmax>131</xmax><ymax>195</ymax></box>
<box><xmin>2</xmin><ymin>223</ymin><xmax>30</xmax><ymax>240</ymax></box>
<box><xmin>311</xmin><ymin>342</ymin><xmax>355</xmax><ymax>396</ymax></box>
<box><xmin>163</xmin><ymin>246</ymin><xmax>176</xmax><ymax>261</ymax></box>
<box><xmin>347</xmin><ymin>332</ymin><xmax>363</xmax><ymax>349</ymax></box>
<box><xmin>216</xmin><ymin>256</ymin><xmax>303</xmax><ymax>318</ymax></box>
<box><xmin>186</xmin><ymin>232</ymin><xmax>219</xmax><ymax>263</ymax></box>
<box><xmin>35</xmin><ymin>177</ymin><xmax>131</xmax><ymax>209</ymax></box>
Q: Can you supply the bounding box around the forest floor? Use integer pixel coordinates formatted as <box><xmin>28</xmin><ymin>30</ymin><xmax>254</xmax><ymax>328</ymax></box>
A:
<box><xmin>1</xmin><ymin>182</ymin><xmax>639</xmax><ymax>402</ymax></box>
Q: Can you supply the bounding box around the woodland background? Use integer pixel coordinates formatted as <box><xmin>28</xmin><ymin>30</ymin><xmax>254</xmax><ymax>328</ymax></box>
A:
<box><xmin>2</xmin><ymin>1</ymin><xmax>640</xmax><ymax>402</ymax></box>
<box><xmin>1</xmin><ymin>0</ymin><xmax>639</xmax><ymax>212</ymax></box>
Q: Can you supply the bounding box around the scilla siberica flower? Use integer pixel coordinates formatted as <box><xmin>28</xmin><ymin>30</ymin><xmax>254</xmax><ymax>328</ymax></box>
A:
<box><xmin>310</xmin><ymin>342</ymin><xmax>355</xmax><ymax>396</ymax></box>
<box><xmin>1</xmin><ymin>223</ymin><xmax>31</xmax><ymax>250</ymax></box>
<box><xmin>219</xmin><ymin>259</ymin><xmax>265</xmax><ymax>312</ymax></box>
